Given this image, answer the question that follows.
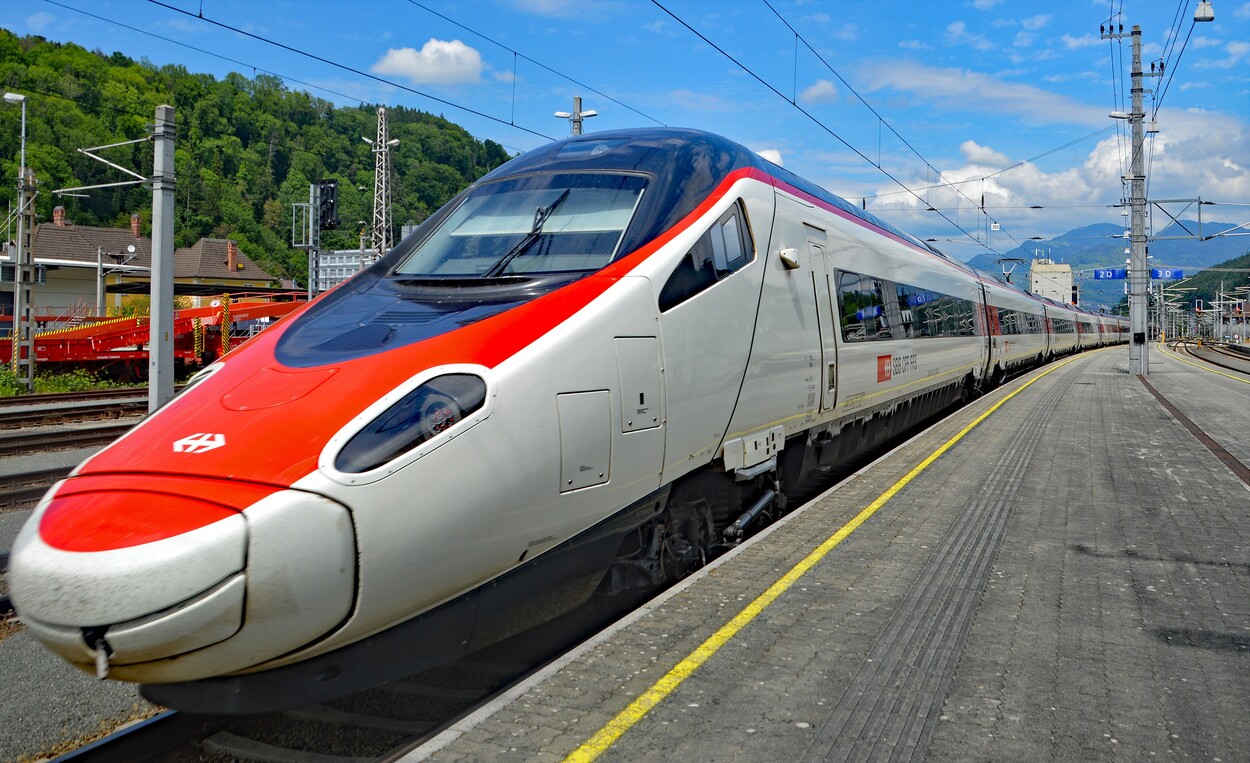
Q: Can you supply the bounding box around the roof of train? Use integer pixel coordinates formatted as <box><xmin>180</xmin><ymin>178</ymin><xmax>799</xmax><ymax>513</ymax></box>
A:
<box><xmin>483</xmin><ymin>127</ymin><xmax>937</xmax><ymax>260</ymax></box>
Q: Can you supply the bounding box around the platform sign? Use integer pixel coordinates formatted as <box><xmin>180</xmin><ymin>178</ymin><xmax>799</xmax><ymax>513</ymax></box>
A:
<box><xmin>1093</xmin><ymin>268</ymin><xmax>1127</xmax><ymax>280</ymax></box>
<box><xmin>1151</xmin><ymin>268</ymin><xmax>1183</xmax><ymax>280</ymax></box>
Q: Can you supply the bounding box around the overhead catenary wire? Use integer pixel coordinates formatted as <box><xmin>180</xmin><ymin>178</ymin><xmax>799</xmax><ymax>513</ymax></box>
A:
<box><xmin>862</xmin><ymin>125</ymin><xmax>1117</xmax><ymax>202</ymax></box>
<box><xmin>404</xmin><ymin>0</ymin><xmax>666</xmax><ymax>129</ymax></box>
<box><xmin>43</xmin><ymin>0</ymin><xmax>367</xmax><ymax>110</ymax></box>
<box><xmin>144</xmin><ymin>0</ymin><xmax>559</xmax><ymax>142</ymax></box>
<box><xmin>648</xmin><ymin>0</ymin><xmax>999</xmax><ymax>253</ymax></box>
<box><xmin>39</xmin><ymin>0</ymin><xmax>529</xmax><ymax>158</ymax></box>
<box><xmin>756</xmin><ymin>0</ymin><xmax>1038</xmax><ymax>257</ymax></box>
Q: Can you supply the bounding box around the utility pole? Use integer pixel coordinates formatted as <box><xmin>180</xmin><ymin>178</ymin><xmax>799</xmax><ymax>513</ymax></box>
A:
<box><xmin>1102</xmin><ymin>24</ymin><xmax>1161</xmax><ymax>375</ymax></box>
<box><xmin>149</xmin><ymin>104</ymin><xmax>176</xmax><ymax>412</ymax></box>
<box><xmin>364</xmin><ymin>107</ymin><xmax>398</xmax><ymax>265</ymax></box>
<box><xmin>554</xmin><ymin>96</ymin><xmax>597</xmax><ymax>136</ymax></box>
<box><xmin>11</xmin><ymin>167</ymin><xmax>35</xmax><ymax>391</ymax></box>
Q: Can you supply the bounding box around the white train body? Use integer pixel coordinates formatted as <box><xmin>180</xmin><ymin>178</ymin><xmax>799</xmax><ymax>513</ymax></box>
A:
<box><xmin>9</xmin><ymin>129</ymin><xmax>1124</xmax><ymax>712</ymax></box>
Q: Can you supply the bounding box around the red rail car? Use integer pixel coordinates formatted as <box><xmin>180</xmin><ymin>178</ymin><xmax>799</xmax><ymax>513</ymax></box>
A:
<box><xmin>2</xmin><ymin>298</ymin><xmax>306</xmax><ymax>378</ymax></box>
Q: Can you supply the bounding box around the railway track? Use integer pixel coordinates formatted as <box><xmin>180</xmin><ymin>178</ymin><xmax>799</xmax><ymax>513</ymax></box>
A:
<box><xmin>0</xmin><ymin>465</ymin><xmax>74</xmax><ymax>509</ymax></box>
<box><xmin>51</xmin><ymin>594</ymin><xmax>627</xmax><ymax>763</ymax></box>
<box><xmin>1172</xmin><ymin>341</ymin><xmax>1250</xmax><ymax>375</ymax></box>
<box><xmin>0</xmin><ymin>422</ymin><xmax>136</xmax><ymax>459</ymax></box>
<box><xmin>0</xmin><ymin>389</ymin><xmax>149</xmax><ymax>429</ymax></box>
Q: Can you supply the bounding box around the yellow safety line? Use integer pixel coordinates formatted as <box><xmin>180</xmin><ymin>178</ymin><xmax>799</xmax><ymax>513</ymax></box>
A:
<box><xmin>1156</xmin><ymin>342</ymin><xmax>1250</xmax><ymax>385</ymax></box>
<box><xmin>563</xmin><ymin>351</ymin><xmax>1090</xmax><ymax>762</ymax></box>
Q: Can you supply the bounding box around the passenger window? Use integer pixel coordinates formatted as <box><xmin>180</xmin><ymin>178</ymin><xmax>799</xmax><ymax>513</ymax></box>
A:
<box><xmin>838</xmin><ymin>271</ymin><xmax>889</xmax><ymax>342</ymax></box>
<box><xmin>658</xmin><ymin>202</ymin><xmax>754</xmax><ymax>312</ymax></box>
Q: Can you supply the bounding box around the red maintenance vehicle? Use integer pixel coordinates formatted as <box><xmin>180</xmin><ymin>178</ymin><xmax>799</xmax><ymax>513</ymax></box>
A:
<box><xmin>1</xmin><ymin>293</ymin><xmax>307</xmax><ymax>380</ymax></box>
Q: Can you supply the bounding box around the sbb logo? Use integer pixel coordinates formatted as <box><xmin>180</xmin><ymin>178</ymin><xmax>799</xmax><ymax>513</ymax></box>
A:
<box><xmin>173</xmin><ymin>433</ymin><xmax>227</xmax><ymax>454</ymax></box>
<box><xmin>877</xmin><ymin>355</ymin><xmax>893</xmax><ymax>383</ymax></box>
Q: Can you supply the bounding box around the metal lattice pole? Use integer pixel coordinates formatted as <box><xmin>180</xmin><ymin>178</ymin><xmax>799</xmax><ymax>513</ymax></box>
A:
<box><xmin>367</xmin><ymin>107</ymin><xmax>396</xmax><ymax>264</ymax></box>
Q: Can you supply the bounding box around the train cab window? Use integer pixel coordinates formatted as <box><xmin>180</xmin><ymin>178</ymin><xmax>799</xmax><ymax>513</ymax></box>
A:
<box><xmin>393</xmin><ymin>172</ymin><xmax>647</xmax><ymax>279</ymax></box>
<box><xmin>837</xmin><ymin>271</ymin><xmax>890</xmax><ymax>341</ymax></box>
<box><xmin>658</xmin><ymin>201</ymin><xmax>754</xmax><ymax>312</ymax></box>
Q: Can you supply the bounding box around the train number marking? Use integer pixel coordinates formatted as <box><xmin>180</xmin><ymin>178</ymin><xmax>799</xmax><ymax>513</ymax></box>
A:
<box><xmin>173</xmin><ymin>433</ymin><xmax>227</xmax><ymax>454</ymax></box>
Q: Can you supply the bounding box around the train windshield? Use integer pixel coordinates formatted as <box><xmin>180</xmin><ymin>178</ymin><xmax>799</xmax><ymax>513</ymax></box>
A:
<box><xmin>394</xmin><ymin>173</ymin><xmax>647</xmax><ymax>278</ymax></box>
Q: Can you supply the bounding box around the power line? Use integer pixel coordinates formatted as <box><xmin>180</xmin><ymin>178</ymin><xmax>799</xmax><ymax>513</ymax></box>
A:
<box><xmin>404</xmin><ymin>0</ymin><xmax>666</xmax><ymax>129</ymax></box>
<box><xmin>1153</xmin><ymin>18</ymin><xmax>1196</xmax><ymax>115</ymax></box>
<box><xmin>39</xmin><ymin>0</ymin><xmax>528</xmax><ymax>160</ymax></box>
<box><xmin>732</xmin><ymin>1</ymin><xmax>1028</xmax><ymax>255</ymax></box>
<box><xmin>648</xmin><ymin>0</ymin><xmax>1000</xmax><ymax>249</ymax></box>
<box><xmin>43</xmin><ymin>0</ymin><xmax>365</xmax><ymax>108</ymax></box>
<box><xmin>863</xmin><ymin>126</ymin><xmax>1116</xmax><ymax>201</ymax></box>
<box><xmin>144</xmin><ymin>0</ymin><xmax>558</xmax><ymax>142</ymax></box>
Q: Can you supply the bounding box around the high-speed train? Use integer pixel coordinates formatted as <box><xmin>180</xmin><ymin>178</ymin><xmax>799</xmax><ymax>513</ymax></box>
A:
<box><xmin>9</xmin><ymin>128</ymin><xmax>1125</xmax><ymax>712</ymax></box>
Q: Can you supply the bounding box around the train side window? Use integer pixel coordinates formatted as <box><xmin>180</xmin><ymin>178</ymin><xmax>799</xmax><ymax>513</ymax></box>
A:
<box><xmin>837</xmin><ymin>270</ymin><xmax>889</xmax><ymax>342</ymax></box>
<box><xmin>894</xmin><ymin>283</ymin><xmax>921</xmax><ymax>338</ymax></box>
<box><xmin>658</xmin><ymin>201</ymin><xmax>753</xmax><ymax>312</ymax></box>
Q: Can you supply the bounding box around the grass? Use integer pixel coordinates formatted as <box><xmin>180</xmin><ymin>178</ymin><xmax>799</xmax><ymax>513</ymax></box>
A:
<box><xmin>0</xmin><ymin>368</ymin><xmax>137</xmax><ymax>396</ymax></box>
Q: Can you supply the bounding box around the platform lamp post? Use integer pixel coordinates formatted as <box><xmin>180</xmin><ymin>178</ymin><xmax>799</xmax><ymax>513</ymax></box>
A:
<box><xmin>4</xmin><ymin>91</ymin><xmax>33</xmax><ymax>392</ymax></box>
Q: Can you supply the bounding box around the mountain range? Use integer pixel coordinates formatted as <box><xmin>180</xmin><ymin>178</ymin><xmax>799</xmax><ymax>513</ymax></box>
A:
<box><xmin>964</xmin><ymin>221</ymin><xmax>1250</xmax><ymax>311</ymax></box>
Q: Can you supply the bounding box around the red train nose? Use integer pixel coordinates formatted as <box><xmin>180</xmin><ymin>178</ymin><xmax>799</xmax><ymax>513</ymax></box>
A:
<box><xmin>9</xmin><ymin>475</ymin><xmax>357</xmax><ymax>682</ymax></box>
<box><xmin>40</xmin><ymin>472</ymin><xmax>281</xmax><ymax>541</ymax></box>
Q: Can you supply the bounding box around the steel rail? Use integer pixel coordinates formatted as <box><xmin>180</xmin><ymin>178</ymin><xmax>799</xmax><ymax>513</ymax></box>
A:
<box><xmin>0</xmin><ymin>423</ymin><xmax>133</xmax><ymax>458</ymax></box>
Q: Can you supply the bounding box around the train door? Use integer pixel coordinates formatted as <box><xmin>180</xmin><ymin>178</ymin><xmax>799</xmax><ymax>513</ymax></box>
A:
<box><xmin>808</xmin><ymin>235</ymin><xmax>838</xmax><ymax>412</ymax></box>
<box><xmin>978</xmin><ymin>282</ymin><xmax>995</xmax><ymax>379</ymax></box>
<box><xmin>656</xmin><ymin>200</ymin><xmax>763</xmax><ymax>485</ymax></box>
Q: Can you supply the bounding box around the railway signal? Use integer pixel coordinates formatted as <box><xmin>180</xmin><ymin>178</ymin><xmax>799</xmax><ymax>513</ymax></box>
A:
<box><xmin>318</xmin><ymin>179</ymin><xmax>339</xmax><ymax>230</ymax></box>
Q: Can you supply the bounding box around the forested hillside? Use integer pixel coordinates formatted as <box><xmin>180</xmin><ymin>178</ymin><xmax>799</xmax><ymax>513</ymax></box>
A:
<box><xmin>0</xmin><ymin>29</ymin><xmax>513</xmax><ymax>282</ymax></box>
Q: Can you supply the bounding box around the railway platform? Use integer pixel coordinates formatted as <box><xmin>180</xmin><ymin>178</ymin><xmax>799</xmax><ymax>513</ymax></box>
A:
<box><xmin>407</xmin><ymin>345</ymin><xmax>1250</xmax><ymax>762</ymax></box>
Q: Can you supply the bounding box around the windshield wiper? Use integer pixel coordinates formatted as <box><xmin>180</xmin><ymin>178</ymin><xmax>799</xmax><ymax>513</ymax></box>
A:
<box><xmin>483</xmin><ymin>188</ymin><xmax>571</xmax><ymax>278</ymax></box>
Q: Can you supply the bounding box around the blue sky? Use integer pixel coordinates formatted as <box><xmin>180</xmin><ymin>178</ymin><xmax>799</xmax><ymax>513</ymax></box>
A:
<box><xmin>4</xmin><ymin>0</ymin><xmax>1249</xmax><ymax>261</ymax></box>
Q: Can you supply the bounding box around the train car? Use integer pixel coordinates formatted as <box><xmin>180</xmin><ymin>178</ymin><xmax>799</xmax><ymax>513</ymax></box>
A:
<box><xmin>982</xmin><ymin>280</ymin><xmax>1049</xmax><ymax>381</ymax></box>
<box><xmin>1075</xmin><ymin>310</ymin><xmax>1101</xmax><ymax>349</ymax></box>
<box><xmin>1041</xmin><ymin>297</ymin><xmax>1080</xmax><ymax>357</ymax></box>
<box><xmin>8</xmin><ymin>128</ymin><xmax>1102</xmax><ymax>713</ymax></box>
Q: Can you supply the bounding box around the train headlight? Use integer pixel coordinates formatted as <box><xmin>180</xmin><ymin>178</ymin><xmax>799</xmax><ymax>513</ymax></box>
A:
<box><xmin>334</xmin><ymin>374</ymin><xmax>487</xmax><ymax>473</ymax></box>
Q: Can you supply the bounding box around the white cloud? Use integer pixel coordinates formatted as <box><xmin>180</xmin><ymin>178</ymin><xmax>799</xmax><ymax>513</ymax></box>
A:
<box><xmin>1014</xmin><ymin>31</ymin><xmax>1034</xmax><ymax>48</ymax></box>
<box><xmin>834</xmin><ymin>24</ymin><xmax>860</xmax><ymax>42</ymax></box>
<box><xmin>859</xmin><ymin>107</ymin><xmax>1250</xmax><ymax>242</ymax></box>
<box><xmin>800</xmin><ymin>79</ymin><xmax>839</xmax><ymax>104</ymax></box>
<box><xmin>899</xmin><ymin>39</ymin><xmax>930</xmax><ymax>50</ymax></box>
<box><xmin>756</xmin><ymin>149</ymin><xmax>784</xmax><ymax>166</ymax></box>
<box><xmin>1020</xmin><ymin>14</ymin><xmax>1050</xmax><ymax>31</ymax></box>
<box><xmin>1195</xmin><ymin>40</ymin><xmax>1250</xmax><ymax>69</ymax></box>
<box><xmin>857</xmin><ymin>60</ymin><xmax>1108</xmax><ymax>126</ymax></box>
<box><xmin>1192</xmin><ymin>36</ymin><xmax>1224</xmax><ymax>48</ymax></box>
<box><xmin>372</xmin><ymin>40</ymin><xmax>483</xmax><ymax>86</ymax></box>
<box><xmin>1061</xmin><ymin>34</ymin><xmax>1102</xmax><ymax>49</ymax></box>
<box><xmin>514</xmin><ymin>0</ymin><xmax>582</xmax><ymax>17</ymax></box>
<box><xmin>1234</xmin><ymin>2</ymin><xmax>1250</xmax><ymax>20</ymax></box>
<box><xmin>25</xmin><ymin>11</ymin><xmax>54</xmax><ymax>31</ymax></box>
<box><xmin>960</xmin><ymin>141</ymin><xmax>1010</xmax><ymax>166</ymax></box>
<box><xmin>945</xmin><ymin>21</ymin><xmax>993</xmax><ymax>51</ymax></box>
<box><xmin>972</xmin><ymin>0</ymin><xmax>1004</xmax><ymax>8</ymax></box>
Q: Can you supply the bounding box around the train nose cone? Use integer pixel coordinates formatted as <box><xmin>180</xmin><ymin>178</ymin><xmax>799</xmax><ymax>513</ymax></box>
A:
<box><xmin>9</xmin><ymin>475</ymin><xmax>357</xmax><ymax>681</ymax></box>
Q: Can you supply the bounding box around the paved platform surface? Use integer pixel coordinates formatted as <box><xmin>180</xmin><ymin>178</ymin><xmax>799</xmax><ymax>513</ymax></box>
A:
<box><xmin>409</xmin><ymin>346</ymin><xmax>1250</xmax><ymax>762</ymax></box>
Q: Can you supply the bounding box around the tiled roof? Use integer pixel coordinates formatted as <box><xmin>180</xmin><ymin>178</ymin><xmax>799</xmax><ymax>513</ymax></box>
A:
<box><xmin>30</xmin><ymin>223</ymin><xmax>152</xmax><ymax>269</ymax></box>
<box><xmin>174</xmin><ymin>238</ymin><xmax>275</xmax><ymax>281</ymax></box>
<box><xmin>29</xmin><ymin>224</ymin><xmax>277</xmax><ymax>282</ymax></box>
